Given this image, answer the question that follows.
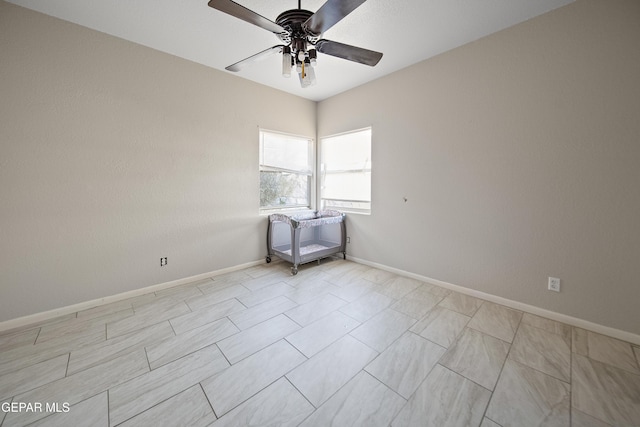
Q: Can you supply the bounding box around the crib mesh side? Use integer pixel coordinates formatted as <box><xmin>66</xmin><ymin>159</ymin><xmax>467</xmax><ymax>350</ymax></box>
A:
<box><xmin>267</xmin><ymin>211</ymin><xmax>346</xmax><ymax>273</ymax></box>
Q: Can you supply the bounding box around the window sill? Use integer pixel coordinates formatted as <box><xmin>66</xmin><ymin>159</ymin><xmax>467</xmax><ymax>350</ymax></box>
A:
<box><xmin>259</xmin><ymin>207</ymin><xmax>315</xmax><ymax>217</ymax></box>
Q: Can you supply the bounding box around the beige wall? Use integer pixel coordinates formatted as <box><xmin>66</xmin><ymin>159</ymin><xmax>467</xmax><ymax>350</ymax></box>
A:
<box><xmin>318</xmin><ymin>0</ymin><xmax>640</xmax><ymax>334</ymax></box>
<box><xmin>0</xmin><ymin>1</ymin><xmax>315</xmax><ymax>322</ymax></box>
<box><xmin>1</xmin><ymin>0</ymin><xmax>638</xmax><ymax>336</ymax></box>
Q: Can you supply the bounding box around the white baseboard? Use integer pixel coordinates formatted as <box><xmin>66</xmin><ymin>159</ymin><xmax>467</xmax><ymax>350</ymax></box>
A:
<box><xmin>0</xmin><ymin>259</ymin><xmax>265</xmax><ymax>334</ymax></box>
<box><xmin>3</xmin><ymin>256</ymin><xmax>639</xmax><ymax>346</ymax></box>
<box><xmin>349</xmin><ymin>256</ymin><xmax>640</xmax><ymax>346</ymax></box>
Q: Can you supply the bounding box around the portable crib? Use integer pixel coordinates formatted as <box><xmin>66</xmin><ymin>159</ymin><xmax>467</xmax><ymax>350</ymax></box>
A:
<box><xmin>266</xmin><ymin>210</ymin><xmax>346</xmax><ymax>275</ymax></box>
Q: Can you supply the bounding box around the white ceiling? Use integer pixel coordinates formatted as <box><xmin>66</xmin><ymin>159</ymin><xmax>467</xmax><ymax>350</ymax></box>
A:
<box><xmin>7</xmin><ymin>0</ymin><xmax>574</xmax><ymax>101</ymax></box>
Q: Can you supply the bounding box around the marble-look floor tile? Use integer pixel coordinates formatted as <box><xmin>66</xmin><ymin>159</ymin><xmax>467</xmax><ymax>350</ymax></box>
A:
<box><xmin>32</xmin><ymin>321</ymin><xmax>105</xmax><ymax>348</ymax></box>
<box><xmin>391</xmin><ymin>364</ymin><xmax>491</xmax><ymax>427</ymax></box>
<box><xmin>283</xmin><ymin>268</ymin><xmax>331</xmax><ymax>288</ymax></box>
<box><xmin>286</xmin><ymin>311</ymin><xmax>360</xmax><ymax>358</ymax></box>
<box><xmin>287</xmin><ymin>335</ymin><xmax>378</xmax><ymax>407</ymax></box>
<box><xmin>283</xmin><ymin>284</ymin><xmax>331</xmax><ymax>305</ymax></box>
<box><xmin>208</xmin><ymin>269</ymin><xmax>251</xmax><ymax>285</ymax></box>
<box><xmin>218</xmin><ymin>314</ymin><xmax>300</xmax><ymax>364</ymax></box>
<box><xmin>118</xmin><ymin>384</ymin><xmax>216</xmax><ymax>427</ymax></box>
<box><xmin>419</xmin><ymin>282</ymin><xmax>451</xmax><ymax>298</ymax></box>
<box><xmin>572</xmin><ymin>353</ymin><xmax>640</xmax><ymax>426</ymax></box>
<box><xmin>438</xmin><ymin>291</ymin><xmax>483</xmax><ymax>317</ymax></box>
<box><xmin>5</xmin><ymin>263</ymin><xmax>640</xmax><ymax>427</ymax></box>
<box><xmin>236</xmin><ymin>281</ymin><xmax>295</xmax><ymax>307</ymax></box>
<box><xmin>146</xmin><ymin>318</ymin><xmax>239</xmax><ymax>369</ymax></box>
<box><xmin>486</xmin><ymin>359</ymin><xmax>570</xmax><ymax>427</ymax></box>
<box><xmin>134</xmin><ymin>286</ymin><xmax>203</xmax><ymax>308</ymax></box>
<box><xmin>440</xmin><ymin>328</ymin><xmax>510</xmax><ymax>391</ymax></box>
<box><xmin>169</xmin><ymin>298</ymin><xmax>246</xmax><ymax>335</ymax></box>
<box><xmin>410</xmin><ymin>306</ymin><xmax>470</xmax><ymax>348</ymax></box>
<box><xmin>300</xmin><ymin>371</ymin><xmax>406</xmax><ymax>427</ymax></box>
<box><xmin>185</xmin><ymin>284</ymin><xmax>250</xmax><ymax>312</ymax></box>
<box><xmin>228</xmin><ymin>295</ymin><xmax>297</xmax><ymax>330</ymax></box>
<box><xmin>350</xmin><ymin>309</ymin><xmax>416</xmax><ymax>352</ymax></box>
<box><xmin>197</xmin><ymin>277</ymin><xmax>240</xmax><ymax>294</ymax></box>
<box><xmin>571</xmin><ymin>408</ymin><xmax>612</xmax><ymax>427</ymax></box>
<box><xmin>241</xmin><ymin>272</ymin><xmax>287</xmax><ymax>292</ymax></box>
<box><xmin>1</xmin><ymin>398</ymin><xmax>9</xmax><ymax>425</ymax></box>
<box><xmin>284</xmin><ymin>293</ymin><xmax>347</xmax><ymax>327</ymax></box>
<box><xmin>28</xmin><ymin>392</ymin><xmax>108</xmax><ymax>427</ymax></box>
<box><xmin>339</xmin><ymin>291</ymin><xmax>394</xmax><ymax>322</ymax></box>
<box><xmin>284</xmin><ymin>280</ymin><xmax>343</xmax><ymax>304</ymax></box>
<box><xmin>67</xmin><ymin>322</ymin><xmax>174</xmax><ymax>375</ymax></box>
<box><xmin>244</xmin><ymin>264</ymin><xmax>284</xmax><ymax>279</ymax></box>
<box><xmin>124</xmin><ymin>292</ymin><xmax>162</xmax><ymax>306</ymax></box>
<box><xmin>154</xmin><ymin>278</ymin><xmax>211</xmax><ymax>298</ymax></box>
<box><xmin>201</xmin><ymin>340</ymin><xmax>306</xmax><ymax>417</ymax></box>
<box><xmin>365</xmin><ymin>332</ymin><xmax>445</xmax><ymax>399</ymax></box>
<box><xmin>509</xmin><ymin>323</ymin><xmax>571</xmax><ymax>382</ymax></box>
<box><xmin>211</xmin><ymin>377</ymin><xmax>314</xmax><ymax>427</ymax></box>
<box><xmin>0</xmin><ymin>328</ymin><xmax>39</xmax><ymax>351</ymax></box>
<box><xmin>36</xmin><ymin>309</ymin><xmax>133</xmax><ymax>344</ymax></box>
<box><xmin>403</xmin><ymin>286</ymin><xmax>445</xmax><ymax>304</ymax></box>
<box><xmin>361</xmin><ymin>268</ymin><xmax>397</xmax><ymax>285</ymax></box>
<box><xmin>467</xmin><ymin>301</ymin><xmax>522</xmax><ymax>343</ymax></box>
<box><xmin>521</xmin><ymin>313</ymin><xmax>571</xmax><ymax>343</ymax></box>
<box><xmin>572</xmin><ymin>328</ymin><xmax>639</xmax><ymax>374</ymax></box>
<box><xmin>480</xmin><ymin>417</ymin><xmax>502</xmax><ymax>427</ymax></box>
<box><xmin>290</xmin><ymin>274</ymin><xmax>339</xmax><ymax>292</ymax></box>
<box><xmin>377</xmin><ymin>276</ymin><xmax>423</xmax><ymax>299</ymax></box>
<box><xmin>76</xmin><ymin>299</ymin><xmax>135</xmax><ymax>321</ymax></box>
<box><xmin>251</xmin><ymin>264</ymin><xmax>292</xmax><ymax>277</ymax></box>
<box><xmin>0</xmin><ymin>353</ymin><xmax>68</xmax><ymax>401</ymax></box>
<box><xmin>319</xmin><ymin>259</ymin><xmax>364</xmax><ymax>274</ymax></box>
<box><xmin>106</xmin><ymin>298</ymin><xmax>190</xmax><ymax>339</ymax></box>
<box><xmin>325</xmin><ymin>264</ymin><xmax>372</xmax><ymax>287</ymax></box>
<box><xmin>5</xmin><ymin>350</ymin><xmax>148</xmax><ymax>426</ymax></box>
<box><xmin>0</xmin><ymin>327</ymin><xmax>105</xmax><ymax>377</ymax></box>
<box><xmin>1</xmin><ymin>314</ymin><xmax>78</xmax><ymax>336</ymax></box>
<box><xmin>330</xmin><ymin>278</ymin><xmax>378</xmax><ymax>302</ymax></box>
<box><xmin>109</xmin><ymin>345</ymin><xmax>229</xmax><ymax>426</ymax></box>
<box><xmin>390</xmin><ymin>297</ymin><xmax>438</xmax><ymax>320</ymax></box>
<box><xmin>573</xmin><ymin>327</ymin><xmax>589</xmax><ymax>354</ymax></box>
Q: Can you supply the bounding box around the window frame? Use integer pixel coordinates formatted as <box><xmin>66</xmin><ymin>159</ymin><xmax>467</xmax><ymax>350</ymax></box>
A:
<box><xmin>259</xmin><ymin>128</ymin><xmax>315</xmax><ymax>214</ymax></box>
<box><xmin>319</xmin><ymin>127</ymin><xmax>372</xmax><ymax>215</ymax></box>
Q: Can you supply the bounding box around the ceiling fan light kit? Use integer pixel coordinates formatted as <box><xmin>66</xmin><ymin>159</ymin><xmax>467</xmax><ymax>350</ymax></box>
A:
<box><xmin>207</xmin><ymin>0</ymin><xmax>383</xmax><ymax>88</ymax></box>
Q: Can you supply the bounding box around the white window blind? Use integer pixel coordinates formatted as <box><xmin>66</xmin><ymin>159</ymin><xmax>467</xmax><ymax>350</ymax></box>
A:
<box><xmin>259</xmin><ymin>130</ymin><xmax>313</xmax><ymax>211</ymax></box>
<box><xmin>320</xmin><ymin>128</ymin><xmax>372</xmax><ymax>214</ymax></box>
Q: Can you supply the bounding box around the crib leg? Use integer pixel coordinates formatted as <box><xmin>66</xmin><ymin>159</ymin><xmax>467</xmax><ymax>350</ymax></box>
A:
<box><xmin>291</xmin><ymin>266</ymin><xmax>298</xmax><ymax>276</ymax></box>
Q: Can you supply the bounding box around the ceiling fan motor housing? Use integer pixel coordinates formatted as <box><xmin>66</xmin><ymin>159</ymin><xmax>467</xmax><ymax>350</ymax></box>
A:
<box><xmin>275</xmin><ymin>9</ymin><xmax>319</xmax><ymax>51</ymax></box>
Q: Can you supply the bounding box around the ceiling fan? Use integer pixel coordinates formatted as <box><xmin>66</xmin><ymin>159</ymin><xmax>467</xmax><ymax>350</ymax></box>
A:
<box><xmin>207</xmin><ymin>0</ymin><xmax>383</xmax><ymax>88</ymax></box>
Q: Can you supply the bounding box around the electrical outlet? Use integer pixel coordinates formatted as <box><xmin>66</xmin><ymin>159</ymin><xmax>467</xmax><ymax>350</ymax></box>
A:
<box><xmin>548</xmin><ymin>277</ymin><xmax>560</xmax><ymax>292</ymax></box>
<box><xmin>160</xmin><ymin>257</ymin><xmax>167</xmax><ymax>267</ymax></box>
<box><xmin>346</xmin><ymin>237</ymin><xmax>351</xmax><ymax>243</ymax></box>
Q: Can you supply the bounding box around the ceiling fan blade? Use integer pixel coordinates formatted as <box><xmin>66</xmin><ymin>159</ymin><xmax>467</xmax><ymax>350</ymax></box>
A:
<box><xmin>315</xmin><ymin>39</ymin><xmax>382</xmax><ymax>66</ymax></box>
<box><xmin>225</xmin><ymin>45</ymin><xmax>284</xmax><ymax>72</ymax></box>
<box><xmin>304</xmin><ymin>0</ymin><xmax>368</xmax><ymax>35</ymax></box>
<box><xmin>208</xmin><ymin>0</ymin><xmax>285</xmax><ymax>34</ymax></box>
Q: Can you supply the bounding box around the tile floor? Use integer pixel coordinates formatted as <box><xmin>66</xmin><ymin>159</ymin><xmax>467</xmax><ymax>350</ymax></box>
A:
<box><xmin>1</xmin><ymin>259</ymin><xmax>639</xmax><ymax>426</ymax></box>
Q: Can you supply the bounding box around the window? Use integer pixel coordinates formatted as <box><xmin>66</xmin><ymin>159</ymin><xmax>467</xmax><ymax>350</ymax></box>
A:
<box><xmin>320</xmin><ymin>128</ymin><xmax>372</xmax><ymax>214</ymax></box>
<box><xmin>259</xmin><ymin>130</ymin><xmax>313</xmax><ymax>212</ymax></box>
